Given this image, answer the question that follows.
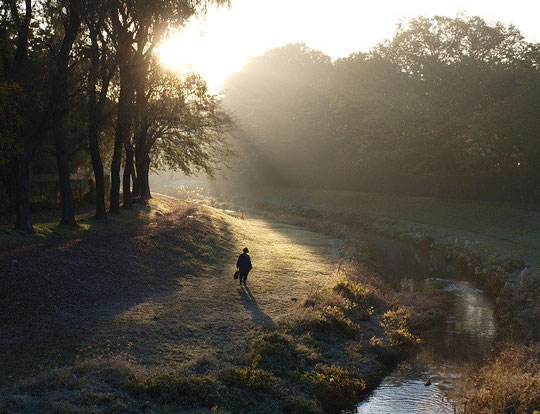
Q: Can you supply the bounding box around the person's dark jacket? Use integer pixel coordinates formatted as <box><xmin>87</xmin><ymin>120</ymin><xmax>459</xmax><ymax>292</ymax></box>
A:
<box><xmin>237</xmin><ymin>253</ymin><xmax>252</xmax><ymax>273</ymax></box>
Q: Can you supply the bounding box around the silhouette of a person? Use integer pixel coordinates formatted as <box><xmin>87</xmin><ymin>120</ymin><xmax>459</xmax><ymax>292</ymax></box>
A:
<box><xmin>236</xmin><ymin>247</ymin><xmax>253</xmax><ymax>286</ymax></box>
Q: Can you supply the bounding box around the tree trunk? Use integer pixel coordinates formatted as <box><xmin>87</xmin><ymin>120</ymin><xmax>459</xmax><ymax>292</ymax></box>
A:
<box><xmin>49</xmin><ymin>0</ymin><xmax>84</xmax><ymax>227</ymax></box>
<box><xmin>110</xmin><ymin>64</ymin><xmax>132</xmax><ymax>213</ymax></box>
<box><xmin>135</xmin><ymin>152</ymin><xmax>152</xmax><ymax>200</ymax></box>
<box><xmin>131</xmin><ymin>167</ymin><xmax>138</xmax><ymax>198</ymax></box>
<box><xmin>51</xmin><ymin>70</ymin><xmax>77</xmax><ymax>226</ymax></box>
<box><xmin>14</xmin><ymin>156</ymin><xmax>33</xmax><ymax>232</ymax></box>
<box><xmin>53</xmin><ymin>122</ymin><xmax>77</xmax><ymax>225</ymax></box>
<box><xmin>8</xmin><ymin>0</ymin><xmax>33</xmax><ymax>232</ymax></box>
<box><xmin>88</xmin><ymin>39</ymin><xmax>107</xmax><ymax>220</ymax></box>
<box><xmin>132</xmin><ymin>51</ymin><xmax>151</xmax><ymax>200</ymax></box>
<box><xmin>122</xmin><ymin>141</ymin><xmax>134</xmax><ymax>209</ymax></box>
<box><xmin>109</xmin><ymin>135</ymin><xmax>122</xmax><ymax>214</ymax></box>
<box><xmin>88</xmin><ymin>118</ymin><xmax>107</xmax><ymax>219</ymax></box>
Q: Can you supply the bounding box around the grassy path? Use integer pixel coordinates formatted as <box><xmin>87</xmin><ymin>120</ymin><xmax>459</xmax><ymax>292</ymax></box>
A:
<box><xmin>99</xmin><ymin>212</ymin><xmax>339</xmax><ymax>368</ymax></box>
<box><xmin>0</xmin><ymin>197</ymin><xmax>339</xmax><ymax>382</ymax></box>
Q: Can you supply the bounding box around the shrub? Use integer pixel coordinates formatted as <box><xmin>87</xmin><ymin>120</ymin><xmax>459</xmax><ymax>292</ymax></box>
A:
<box><xmin>282</xmin><ymin>395</ymin><xmax>323</xmax><ymax>414</ymax></box>
<box><xmin>301</xmin><ymin>364</ymin><xmax>366</xmax><ymax>413</ymax></box>
<box><xmin>333</xmin><ymin>280</ymin><xmax>374</xmax><ymax>320</ymax></box>
<box><xmin>333</xmin><ymin>280</ymin><xmax>372</xmax><ymax>303</ymax></box>
<box><xmin>380</xmin><ymin>307</ymin><xmax>422</xmax><ymax>349</ymax></box>
<box><xmin>290</xmin><ymin>306</ymin><xmax>359</xmax><ymax>341</ymax></box>
<box><xmin>219</xmin><ymin>366</ymin><xmax>280</xmax><ymax>394</ymax></box>
<box><xmin>497</xmin><ymin>274</ymin><xmax>540</xmax><ymax>341</ymax></box>
<box><xmin>126</xmin><ymin>373</ymin><xmax>222</xmax><ymax>407</ymax></box>
<box><xmin>368</xmin><ymin>335</ymin><xmax>399</xmax><ymax>366</ymax></box>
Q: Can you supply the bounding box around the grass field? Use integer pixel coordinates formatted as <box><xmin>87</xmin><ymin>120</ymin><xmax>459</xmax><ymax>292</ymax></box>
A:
<box><xmin>216</xmin><ymin>188</ymin><xmax>540</xmax><ymax>413</ymax></box>
<box><xmin>222</xmin><ymin>188</ymin><xmax>540</xmax><ymax>275</ymax></box>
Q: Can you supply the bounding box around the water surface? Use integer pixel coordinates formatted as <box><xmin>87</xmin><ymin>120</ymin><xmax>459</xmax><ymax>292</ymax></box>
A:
<box><xmin>353</xmin><ymin>233</ymin><xmax>496</xmax><ymax>414</ymax></box>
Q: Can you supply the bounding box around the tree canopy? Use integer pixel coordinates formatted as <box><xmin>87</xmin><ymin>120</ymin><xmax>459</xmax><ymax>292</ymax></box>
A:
<box><xmin>223</xmin><ymin>16</ymin><xmax>540</xmax><ymax>200</ymax></box>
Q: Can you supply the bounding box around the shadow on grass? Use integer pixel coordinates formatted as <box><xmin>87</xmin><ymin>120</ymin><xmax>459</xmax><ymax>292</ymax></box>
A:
<box><xmin>0</xmin><ymin>206</ymin><xmax>145</xmax><ymax>251</ymax></box>
<box><xmin>237</xmin><ymin>286</ymin><xmax>275</xmax><ymax>328</ymax></box>
<box><xmin>0</xmin><ymin>201</ymin><xmax>234</xmax><ymax>385</ymax></box>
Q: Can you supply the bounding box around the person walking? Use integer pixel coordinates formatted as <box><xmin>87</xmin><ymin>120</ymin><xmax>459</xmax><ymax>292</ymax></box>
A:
<box><xmin>236</xmin><ymin>247</ymin><xmax>253</xmax><ymax>286</ymax></box>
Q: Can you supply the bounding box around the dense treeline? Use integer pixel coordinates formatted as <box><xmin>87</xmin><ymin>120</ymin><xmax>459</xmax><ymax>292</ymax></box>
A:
<box><xmin>224</xmin><ymin>16</ymin><xmax>540</xmax><ymax>201</ymax></box>
<box><xmin>0</xmin><ymin>0</ymin><xmax>232</xmax><ymax>231</ymax></box>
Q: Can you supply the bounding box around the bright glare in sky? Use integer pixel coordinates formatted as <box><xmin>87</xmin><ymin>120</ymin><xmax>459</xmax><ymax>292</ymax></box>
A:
<box><xmin>157</xmin><ymin>0</ymin><xmax>540</xmax><ymax>92</ymax></box>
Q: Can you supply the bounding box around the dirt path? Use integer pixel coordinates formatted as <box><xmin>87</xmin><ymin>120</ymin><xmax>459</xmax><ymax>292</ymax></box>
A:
<box><xmin>95</xmin><ymin>210</ymin><xmax>339</xmax><ymax>368</ymax></box>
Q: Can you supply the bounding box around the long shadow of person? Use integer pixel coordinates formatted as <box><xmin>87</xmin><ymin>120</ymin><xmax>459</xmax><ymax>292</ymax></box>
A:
<box><xmin>237</xmin><ymin>286</ymin><xmax>275</xmax><ymax>328</ymax></box>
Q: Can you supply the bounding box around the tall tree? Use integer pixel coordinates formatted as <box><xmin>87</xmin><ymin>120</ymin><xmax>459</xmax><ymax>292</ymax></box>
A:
<box><xmin>106</xmin><ymin>0</ymin><xmax>230</xmax><ymax>207</ymax></box>
<box><xmin>108</xmin><ymin>0</ymin><xmax>136</xmax><ymax>211</ymax></box>
<box><xmin>223</xmin><ymin>20</ymin><xmax>540</xmax><ymax>200</ymax></box>
<box><xmin>1</xmin><ymin>0</ymin><xmax>35</xmax><ymax>231</ymax></box>
<box><xmin>85</xmin><ymin>0</ymin><xmax>116</xmax><ymax>219</ymax></box>
<box><xmin>46</xmin><ymin>0</ymin><xmax>86</xmax><ymax>226</ymax></box>
<box><xmin>0</xmin><ymin>0</ymin><xmax>234</xmax><ymax>228</ymax></box>
<box><xmin>375</xmin><ymin>15</ymin><xmax>540</xmax><ymax>173</ymax></box>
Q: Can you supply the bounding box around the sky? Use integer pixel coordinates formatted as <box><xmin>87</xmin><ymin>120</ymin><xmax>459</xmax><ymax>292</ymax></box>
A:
<box><xmin>157</xmin><ymin>0</ymin><xmax>540</xmax><ymax>92</ymax></box>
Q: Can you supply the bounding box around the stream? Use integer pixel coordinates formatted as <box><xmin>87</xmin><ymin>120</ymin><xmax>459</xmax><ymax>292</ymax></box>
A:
<box><xmin>352</xmin><ymin>233</ymin><xmax>497</xmax><ymax>414</ymax></box>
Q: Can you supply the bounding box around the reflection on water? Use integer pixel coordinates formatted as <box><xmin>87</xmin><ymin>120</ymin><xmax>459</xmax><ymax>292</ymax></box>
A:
<box><xmin>355</xmin><ymin>280</ymin><xmax>496</xmax><ymax>414</ymax></box>
<box><xmin>356</xmin><ymin>362</ymin><xmax>454</xmax><ymax>414</ymax></box>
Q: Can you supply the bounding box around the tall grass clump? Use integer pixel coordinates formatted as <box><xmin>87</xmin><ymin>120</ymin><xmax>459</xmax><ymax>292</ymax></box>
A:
<box><xmin>251</xmin><ymin>331</ymin><xmax>314</xmax><ymax>374</ymax></box>
<box><xmin>460</xmin><ymin>343</ymin><xmax>539</xmax><ymax>414</ymax></box>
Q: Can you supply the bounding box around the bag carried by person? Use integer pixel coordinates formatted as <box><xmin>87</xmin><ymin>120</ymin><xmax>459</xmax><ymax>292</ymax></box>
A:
<box><xmin>234</xmin><ymin>271</ymin><xmax>239</xmax><ymax>280</ymax></box>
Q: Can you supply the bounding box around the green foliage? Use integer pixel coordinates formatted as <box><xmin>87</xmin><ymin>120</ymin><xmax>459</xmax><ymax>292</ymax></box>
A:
<box><xmin>148</xmin><ymin>65</ymin><xmax>234</xmax><ymax>178</ymax></box>
<box><xmin>281</xmin><ymin>395</ymin><xmax>323</xmax><ymax>414</ymax></box>
<box><xmin>127</xmin><ymin>373</ymin><xmax>222</xmax><ymax>407</ymax></box>
<box><xmin>290</xmin><ymin>305</ymin><xmax>359</xmax><ymax>341</ymax></box>
<box><xmin>0</xmin><ymin>0</ymin><xmax>233</xmax><ymax>225</ymax></box>
<box><xmin>223</xmin><ymin>43</ymin><xmax>333</xmax><ymax>187</ymax></box>
<box><xmin>333</xmin><ymin>280</ymin><xmax>373</xmax><ymax>304</ymax></box>
<box><xmin>333</xmin><ymin>280</ymin><xmax>375</xmax><ymax>321</ymax></box>
<box><xmin>224</xmin><ymin>16</ymin><xmax>540</xmax><ymax>194</ymax></box>
<box><xmin>0</xmin><ymin>82</ymin><xmax>23</xmax><ymax>164</ymax></box>
<box><xmin>376</xmin><ymin>15</ymin><xmax>531</xmax><ymax>77</ymax></box>
<box><xmin>376</xmin><ymin>15</ymin><xmax>540</xmax><ymax>174</ymax></box>
<box><xmin>219</xmin><ymin>366</ymin><xmax>280</xmax><ymax>393</ymax></box>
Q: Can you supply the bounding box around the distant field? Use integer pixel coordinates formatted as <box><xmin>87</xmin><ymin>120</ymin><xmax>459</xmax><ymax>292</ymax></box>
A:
<box><xmin>229</xmin><ymin>189</ymin><xmax>540</xmax><ymax>274</ymax></box>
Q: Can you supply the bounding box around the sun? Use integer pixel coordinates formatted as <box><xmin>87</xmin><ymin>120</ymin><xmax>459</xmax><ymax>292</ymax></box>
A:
<box><xmin>158</xmin><ymin>30</ymin><xmax>216</xmax><ymax>90</ymax></box>
<box><xmin>157</xmin><ymin>12</ymin><xmax>247</xmax><ymax>93</ymax></box>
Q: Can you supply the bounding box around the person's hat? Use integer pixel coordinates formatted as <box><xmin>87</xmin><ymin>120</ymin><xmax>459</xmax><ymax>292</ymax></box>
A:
<box><xmin>243</xmin><ymin>247</ymin><xmax>249</xmax><ymax>253</ymax></box>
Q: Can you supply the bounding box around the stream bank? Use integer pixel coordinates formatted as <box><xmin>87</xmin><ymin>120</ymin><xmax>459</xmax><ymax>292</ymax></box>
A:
<box><xmin>337</xmin><ymin>231</ymin><xmax>497</xmax><ymax>413</ymax></box>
